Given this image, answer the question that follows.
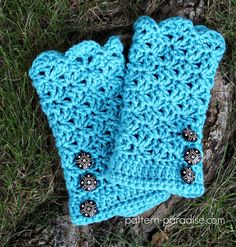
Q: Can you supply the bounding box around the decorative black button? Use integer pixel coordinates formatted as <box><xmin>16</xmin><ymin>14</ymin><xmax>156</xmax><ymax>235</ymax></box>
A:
<box><xmin>184</xmin><ymin>148</ymin><xmax>202</xmax><ymax>165</ymax></box>
<box><xmin>80</xmin><ymin>173</ymin><xmax>97</xmax><ymax>191</ymax></box>
<box><xmin>80</xmin><ymin>200</ymin><xmax>97</xmax><ymax>217</ymax></box>
<box><xmin>76</xmin><ymin>151</ymin><xmax>93</xmax><ymax>170</ymax></box>
<box><xmin>181</xmin><ymin>167</ymin><xmax>195</xmax><ymax>184</ymax></box>
<box><xmin>183</xmin><ymin>128</ymin><xmax>198</xmax><ymax>142</ymax></box>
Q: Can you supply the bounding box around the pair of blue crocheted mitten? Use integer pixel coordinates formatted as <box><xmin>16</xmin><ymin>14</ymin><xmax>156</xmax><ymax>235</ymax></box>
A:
<box><xmin>29</xmin><ymin>16</ymin><xmax>225</xmax><ymax>226</ymax></box>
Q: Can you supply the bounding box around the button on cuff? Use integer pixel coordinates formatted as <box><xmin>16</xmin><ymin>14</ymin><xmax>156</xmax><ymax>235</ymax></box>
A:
<box><xmin>80</xmin><ymin>173</ymin><xmax>98</xmax><ymax>191</ymax></box>
<box><xmin>76</xmin><ymin>151</ymin><xmax>93</xmax><ymax>170</ymax></box>
<box><xmin>183</xmin><ymin>128</ymin><xmax>198</xmax><ymax>142</ymax></box>
<box><xmin>184</xmin><ymin>148</ymin><xmax>202</xmax><ymax>165</ymax></box>
<box><xmin>80</xmin><ymin>200</ymin><xmax>97</xmax><ymax>217</ymax></box>
<box><xmin>181</xmin><ymin>166</ymin><xmax>195</xmax><ymax>184</ymax></box>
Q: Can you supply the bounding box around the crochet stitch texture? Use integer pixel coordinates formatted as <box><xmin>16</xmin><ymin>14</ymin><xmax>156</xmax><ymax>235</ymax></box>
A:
<box><xmin>106</xmin><ymin>16</ymin><xmax>226</xmax><ymax>198</ymax></box>
<box><xmin>29</xmin><ymin>36</ymin><xmax>170</xmax><ymax>225</ymax></box>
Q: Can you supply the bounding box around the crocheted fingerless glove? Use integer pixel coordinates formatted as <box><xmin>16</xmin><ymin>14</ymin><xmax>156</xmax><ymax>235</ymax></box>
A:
<box><xmin>29</xmin><ymin>36</ymin><xmax>170</xmax><ymax>225</ymax></box>
<box><xmin>106</xmin><ymin>17</ymin><xmax>226</xmax><ymax>198</ymax></box>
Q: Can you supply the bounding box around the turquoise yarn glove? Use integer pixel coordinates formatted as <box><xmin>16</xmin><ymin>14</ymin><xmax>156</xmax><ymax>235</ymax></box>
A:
<box><xmin>29</xmin><ymin>36</ymin><xmax>170</xmax><ymax>225</ymax></box>
<box><xmin>106</xmin><ymin>17</ymin><xmax>226</xmax><ymax>198</ymax></box>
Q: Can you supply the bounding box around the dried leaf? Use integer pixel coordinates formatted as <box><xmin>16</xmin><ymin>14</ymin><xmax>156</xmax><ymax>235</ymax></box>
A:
<box><xmin>151</xmin><ymin>230</ymin><xmax>168</xmax><ymax>246</ymax></box>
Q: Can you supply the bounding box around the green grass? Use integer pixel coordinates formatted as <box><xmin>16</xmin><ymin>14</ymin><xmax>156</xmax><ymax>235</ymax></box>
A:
<box><xmin>0</xmin><ymin>0</ymin><xmax>69</xmax><ymax>244</ymax></box>
<box><xmin>0</xmin><ymin>0</ymin><xmax>235</xmax><ymax>246</ymax></box>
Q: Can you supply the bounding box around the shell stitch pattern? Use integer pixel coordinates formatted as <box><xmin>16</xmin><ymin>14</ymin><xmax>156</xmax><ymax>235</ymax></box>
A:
<box><xmin>106</xmin><ymin>17</ymin><xmax>226</xmax><ymax>198</ymax></box>
<box><xmin>29</xmin><ymin>36</ymin><xmax>170</xmax><ymax>226</ymax></box>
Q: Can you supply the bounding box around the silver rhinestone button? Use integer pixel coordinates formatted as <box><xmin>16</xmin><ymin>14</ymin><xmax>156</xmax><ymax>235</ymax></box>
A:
<box><xmin>181</xmin><ymin>166</ymin><xmax>195</xmax><ymax>184</ymax></box>
<box><xmin>76</xmin><ymin>151</ymin><xmax>93</xmax><ymax>170</ymax></box>
<box><xmin>184</xmin><ymin>148</ymin><xmax>202</xmax><ymax>165</ymax></box>
<box><xmin>80</xmin><ymin>200</ymin><xmax>97</xmax><ymax>217</ymax></box>
<box><xmin>80</xmin><ymin>173</ymin><xmax>97</xmax><ymax>191</ymax></box>
<box><xmin>183</xmin><ymin>128</ymin><xmax>198</xmax><ymax>142</ymax></box>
